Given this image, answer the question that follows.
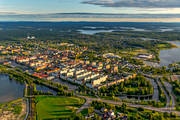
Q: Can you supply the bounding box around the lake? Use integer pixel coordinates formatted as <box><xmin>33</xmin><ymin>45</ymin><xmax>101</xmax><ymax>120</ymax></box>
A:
<box><xmin>0</xmin><ymin>75</ymin><xmax>24</xmax><ymax>103</ymax></box>
<box><xmin>78</xmin><ymin>26</ymin><xmax>179</xmax><ymax>35</ymax></box>
<box><xmin>159</xmin><ymin>41</ymin><xmax>180</xmax><ymax>66</ymax></box>
<box><xmin>78</xmin><ymin>29</ymin><xmax>114</xmax><ymax>35</ymax></box>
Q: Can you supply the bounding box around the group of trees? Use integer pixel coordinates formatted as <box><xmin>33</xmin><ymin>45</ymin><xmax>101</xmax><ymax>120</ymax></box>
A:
<box><xmin>122</xmin><ymin>56</ymin><xmax>144</xmax><ymax>65</ymax></box>
<box><xmin>172</xmin><ymin>66</ymin><xmax>180</xmax><ymax>74</ymax></box>
<box><xmin>100</xmin><ymin>74</ymin><xmax>153</xmax><ymax>96</ymax></box>
<box><xmin>91</xmin><ymin>100</ymin><xmax>116</xmax><ymax>111</ymax></box>
<box><xmin>1</xmin><ymin>22</ymin><xmax>178</xmax><ymax>56</ymax></box>
<box><xmin>140</xmin><ymin>66</ymin><xmax>170</xmax><ymax>75</ymax></box>
<box><xmin>57</xmin><ymin>89</ymin><xmax>75</xmax><ymax>97</ymax></box>
<box><xmin>90</xmin><ymin>100</ymin><xmax>174</xmax><ymax>120</ymax></box>
<box><xmin>33</xmin><ymin>88</ymin><xmax>53</xmax><ymax>96</ymax></box>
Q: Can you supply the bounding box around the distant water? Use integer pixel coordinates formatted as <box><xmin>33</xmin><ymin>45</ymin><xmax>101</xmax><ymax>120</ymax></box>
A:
<box><xmin>78</xmin><ymin>29</ymin><xmax>114</xmax><ymax>35</ymax></box>
<box><xmin>119</xmin><ymin>27</ymin><xmax>149</xmax><ymax>32</ymax></box>
<box><xmin>0</xmin><ymin>75</ymin><xmax>24</xmax><ymax>103</ymax></box>
<box><xmin>159</xmin><ymin>41</ymin><xmax>180</xmax><ymax>66</ymax></box>
<box><xmin>78</xmin><ymin>27</ymin><xmax>150</xmax><ymax>35</ymax></box>
<box><xmin>78</xmin><ymin>27</ymin><xmax>175</xmax><ymax>35</ymax></box>
<box><xmin>159</xmin><ymin>28</ymin><xmax>174</xmax><ymax>32</ymax></box>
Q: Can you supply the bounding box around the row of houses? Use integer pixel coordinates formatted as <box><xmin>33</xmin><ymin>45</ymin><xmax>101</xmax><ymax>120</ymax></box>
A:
<box><xmin>97</xmin><ymin>74</ymin><xmax>136</xmax><ymax>89</ymax></box>
<box><xmin>60</xmin><ymin>67</ymin><xmax>108</xmax><ymax>88</ymax></box>
<box><xmin>59</xmin><ymin>66</ymin><xmax>135</xmax><ymax>89</ymax></box>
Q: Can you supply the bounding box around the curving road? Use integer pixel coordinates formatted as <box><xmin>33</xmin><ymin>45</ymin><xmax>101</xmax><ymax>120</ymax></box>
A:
<box><xmin>156</xmin><ymin>79</ymin><xmax>170</xmax><ymax>108</ymax></box>
<box><xmin>163</xmin><ymin>81</ymin><xmax>176</xmax><ymax>109</ymax></box>
<box><xmin>147</xmin><ymin>78</ymin><xmax>159</xmax><ymax>101</ymax></box>
<box><xmin>76</xmin><ymin>97</ymin><xmax>91</xmax><ymax>113</ymax></box>
<box><xmin>76</xmin><ymin>95</ymin><xmax>180</xmax><ymax>116</ymax></box>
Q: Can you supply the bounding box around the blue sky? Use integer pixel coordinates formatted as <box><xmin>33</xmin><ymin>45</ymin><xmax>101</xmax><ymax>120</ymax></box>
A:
<box><xmin>1</xmin><ymin>0</ymin><xmax>180</xmax><ymax>14</ymax></box>
<box><xmin>0</xmin><ymin>0</ymin><xmax>116</xmax><ymax>14</ymax></box>
<box><xmin>1</xmin><ymin>0</ymin><xmax>180</xmax><ymax>22</ymax></box>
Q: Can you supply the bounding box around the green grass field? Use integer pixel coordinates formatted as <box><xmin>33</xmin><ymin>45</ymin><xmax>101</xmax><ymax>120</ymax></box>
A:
<box><xmin>36</xmin><ymin>96</ymin><xmax>85</xmax><ymax>120</ymax></box>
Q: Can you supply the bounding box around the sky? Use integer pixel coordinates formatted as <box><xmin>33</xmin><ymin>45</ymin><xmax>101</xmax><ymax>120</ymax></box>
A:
<box><xmin>1</xmin><ymin>0</ymin><xmax>180</xmax><ymax>14</ymax></box>
<box><xmin>1</xmin><ymin>0</ymin><xmax>180</xmax><ymax>22</ymax></box>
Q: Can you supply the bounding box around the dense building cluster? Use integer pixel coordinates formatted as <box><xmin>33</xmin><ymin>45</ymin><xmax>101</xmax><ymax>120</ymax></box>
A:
<box><xmin>0</xmin><ymin>43</ymin><xmax>136</xmax><ymax>89</ymax></box>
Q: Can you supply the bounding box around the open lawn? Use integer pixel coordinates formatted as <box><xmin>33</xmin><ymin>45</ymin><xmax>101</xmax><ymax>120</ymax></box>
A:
<box><xmin>36</xmin><ymin>96</ymin><xmax>85</xmax><ymax>120</ymax></box>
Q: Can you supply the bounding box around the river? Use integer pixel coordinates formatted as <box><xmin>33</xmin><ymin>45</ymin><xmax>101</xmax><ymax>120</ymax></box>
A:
<box><xmin>0</xmin><ymin>74</ymin><xmax>24</xmax><ymax>103</ymax></box>
<box><xmin>159</xmin><ymin>41</ymin><xmax>180</xmax><ymax>66</ymax></box>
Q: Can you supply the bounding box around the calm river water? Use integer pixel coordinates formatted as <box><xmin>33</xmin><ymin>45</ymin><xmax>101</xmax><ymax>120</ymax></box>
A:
<box><xmin>159</xmin><ymin>41</ymin><xmax>180</xmax><ymax>66</ymax></box>
<box><xmin>0</xmin><ymin>74</ymin><xmax>24</xmax><ymax>103</ymax></box>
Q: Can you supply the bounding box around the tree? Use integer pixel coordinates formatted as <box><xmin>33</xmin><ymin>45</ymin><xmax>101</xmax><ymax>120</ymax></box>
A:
<box><xmin>137</xmin><ymin>107</ymin><xmax>144</xmax><ymax>111</ymax></box>
<box><xmin>74</xmin><ymin>113</ymin><xmax>83</xmax><ymax>120</ymax></box>
<box><xmin>163</xmin><ymin>112</ymin><xmax>169</xmax><ymax>118</ymax></box>
<box><xmin>121</xmin><ymin>103</ymin><xmax>127</xmax><ymax>113</ymax></box>
<box><xmin>88</xmin><ymin>107</ymin><xmax>94</xmax><ymax>115</ymax></box>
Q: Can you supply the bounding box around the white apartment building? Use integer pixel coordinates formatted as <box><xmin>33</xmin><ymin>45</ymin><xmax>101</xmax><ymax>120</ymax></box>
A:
<box><xmin>75</xmin><ymin>69</ymin><xmax>84</xmax><ymax>75</ymax></box>
<box><xmin>84</xmin><ymin>73</ymin><xmax>99</xmax><ymax>82</ymax></box>
<box><xmin>91</xmin><ymin>75</ymin><xmax>108</xmax><ymax>86</ymax></box>
<box><xmin>76</xmin><ymin>71</ymin><xmax>92</xmax><ymax>80</ymax></box>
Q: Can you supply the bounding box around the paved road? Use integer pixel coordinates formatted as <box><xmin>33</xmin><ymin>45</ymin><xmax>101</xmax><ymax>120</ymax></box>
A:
<box><xmin>147</xmin><ymin>78</ymin><xmax>159</xmax><ymax>101</ymax></box>
<box><xmin>163</xmin><ymin>81</ymin><xmax>176</xmax><ymax>109</ymax></box>
<box><xmin>76</xmin><ymin>97</ymin><xmax>91</xmax><ymax>113</ymax></box>
<box><xmin>145</xmin><ymin>74</ymin><xmax>176</xmax><ymax>109</ymax></box>
<box><xmin>76</xmin><ymin>95</ymin><xmax>180</xmax><ymax>116</ymax></box>
<box><xmin>156</xmin><ymin>79</ymin><xmax>170</xmax><ymax>107</ymax></box>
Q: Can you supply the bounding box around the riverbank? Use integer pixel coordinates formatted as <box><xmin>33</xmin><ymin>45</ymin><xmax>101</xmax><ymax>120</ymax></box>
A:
<box><xmin>157</xmin><ymin>42</ymin><xmax>178</xmax><ymax>50</ymax></box>
<box><xmin>0</xmin><ymin>98</ymin><xmax>27</xmax><ymax>120</ymax></box>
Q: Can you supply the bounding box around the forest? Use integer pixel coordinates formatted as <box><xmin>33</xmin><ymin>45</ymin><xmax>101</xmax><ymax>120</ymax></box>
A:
<box><xmin>0</xmin><ymin>22</ymin><xmax>178</xmax><ymax>54</ymax></box>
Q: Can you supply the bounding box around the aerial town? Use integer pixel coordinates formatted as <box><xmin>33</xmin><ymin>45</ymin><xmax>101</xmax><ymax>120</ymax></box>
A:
<box><xmin>0</xmin><ymin>20</ymin><xmax>180</xmax><ymax>120</ymax></box>
<box><xmin>0</xmin><ymin>36</ymin><xmax>179</xmax><ymax>119</ymax></box>
<box><xmin>0</xmin><ymin>42</ymin><xmax>138</xmax><ymax>90</ymax></box>
<box><xmin>1</xmin><ymin>0</ymin><xmax>180</xmax><ymax>119</ymax></box>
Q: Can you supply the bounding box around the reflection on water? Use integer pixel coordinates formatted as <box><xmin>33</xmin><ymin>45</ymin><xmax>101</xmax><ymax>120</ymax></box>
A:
<box><xmin>0</xmin><ymin>75</ymin><xmax>24</xmax><ymax>103</ymax></box>
<box><xmin>159</xmin><ymin>41</ymin><xmax>180</xmax><ymax>66</ymax></box>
